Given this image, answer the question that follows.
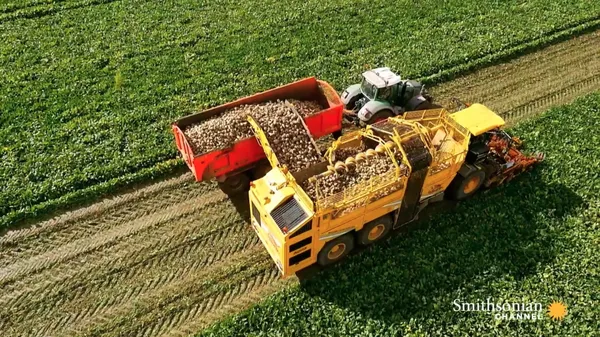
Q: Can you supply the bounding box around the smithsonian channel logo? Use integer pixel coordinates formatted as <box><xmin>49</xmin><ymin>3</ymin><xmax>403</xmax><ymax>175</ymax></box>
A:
<box><xmin>453</xmin><ymin>298</ymin><xmax>567</xmax><ymax>321</ymax></box>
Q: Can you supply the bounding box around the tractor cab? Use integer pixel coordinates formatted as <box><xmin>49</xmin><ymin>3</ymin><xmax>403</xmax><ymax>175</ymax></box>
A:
<box><xmin>342</xmin><ymin>67</ymin><xmax>438</xmax><ymax>125</ymax></box>
<box><xmin>359</xmin><ymin>67</ymin><xmax>402</xmax><ymax>101</ymax></box>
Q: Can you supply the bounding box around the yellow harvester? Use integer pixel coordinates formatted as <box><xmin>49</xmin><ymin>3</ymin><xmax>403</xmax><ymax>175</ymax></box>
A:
<box><xmin>247</xmin><ymin>104</ymin><xmax>542</xmax><ymax>277</ymax></box>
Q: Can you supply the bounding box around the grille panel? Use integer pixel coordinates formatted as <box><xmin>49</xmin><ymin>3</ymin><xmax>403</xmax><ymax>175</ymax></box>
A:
<box><xmin>271</xmin><ymin>198</ymin><xmax>308</xmax><ymax>234</ymax></box>
<box><xmin>252</xmin><ymin>202</ymin><xmax>261</xmax><ymax>225</ymax></box>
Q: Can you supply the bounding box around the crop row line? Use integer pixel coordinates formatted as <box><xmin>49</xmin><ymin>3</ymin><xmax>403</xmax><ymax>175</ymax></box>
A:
<box><xmin>0</xmin><ymin>0</ymin><xmax>121</xmax><ymax>23</ymax></box>
<box><xmin>0</xmin><ymin>0</ymin><xmax>70</xmax><ymax>14</ymax></box>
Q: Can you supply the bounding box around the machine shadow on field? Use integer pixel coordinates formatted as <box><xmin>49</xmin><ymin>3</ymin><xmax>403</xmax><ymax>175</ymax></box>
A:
<box><xmin>298</xmin><ymin>168</ymin><xmax>582</xmax><ymax>324</ymax></box>
<box><xmin>227</xmin><ymin>193</ymin><xmax>252</xmax><ymax>221</ymax></box>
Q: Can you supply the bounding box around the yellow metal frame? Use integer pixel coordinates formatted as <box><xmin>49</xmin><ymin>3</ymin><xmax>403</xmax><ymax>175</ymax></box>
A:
<box><xmin>324</xmin><ymin>131</ymin><xmax>364</xmax><ymax>165</ymax></box>
<box><xmin>316</xmin><ymin>169</ymin><xmax>408</xmax><ymax>219</ymax></box>
<box><xmin>247</xmin><ymin>115</ymin><xmax>281</xmax><ymax>169</ymax></box>
<box><xmin>248</xmin><ymin>105</ymin><xmax>505</xmax><ymax>278</ymax></box>
<box><xmin>314</xmin><ymin>131</ymin><xmax>407</xmax><ymax>214</ymax></box>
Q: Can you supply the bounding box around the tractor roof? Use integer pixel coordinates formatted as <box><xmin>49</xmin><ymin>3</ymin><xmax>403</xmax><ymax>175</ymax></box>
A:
<box><xmin>363</xmin><ymin>67</ymin><xmax>402</xmax><ymax>88</ymax></box>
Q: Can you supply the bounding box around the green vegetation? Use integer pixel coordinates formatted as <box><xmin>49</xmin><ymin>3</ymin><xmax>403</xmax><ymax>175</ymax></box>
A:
<box><xmin>2</xmin><ymin>0</ymin><xmax>600</xmax><ymax>228</ymax></box>
<box><xmin>199</xmin><ymin>93</ymin><xmax>600</xmax><ymax>336</ymax></box>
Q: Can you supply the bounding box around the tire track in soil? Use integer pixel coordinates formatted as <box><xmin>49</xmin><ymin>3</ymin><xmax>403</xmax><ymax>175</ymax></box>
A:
<box><xmin>1</xmin><ymin>30</ymin><xmax>599</xmax><ymax>337</ymax></box>
<box><xmin>0</xmin><ymin>175</ymin><xmax>216</xmax><ymax>267</ymax></box>
<box><xmin>0</xmin><ymin>187</ymin><xmax>226</xmax><ymax>287</ymax></box>
<box><xmin>1</xmin><ymin>205</ymin><xmax>260</xmax><ymax>336</ymax></box>
<box><xmin>431</xmin><ymin>30</ymin><xmax>600</xmax><ymax>122</ymax></box>
<box><xmin>66</xmin><ymin>248</ymin><xmax>275</xmax><ymax>337</ymax></box>
<box><xmin>0</xmin><ymin>201</ymin><xmax>243</xmax><ymax>311</ymax></box>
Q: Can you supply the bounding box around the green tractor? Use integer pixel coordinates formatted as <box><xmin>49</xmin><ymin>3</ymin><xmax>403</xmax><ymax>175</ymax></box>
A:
<box><xmin>341</xmin><ymin>67</ymin><xmax>441</xmax><ymax>125</ymax></box>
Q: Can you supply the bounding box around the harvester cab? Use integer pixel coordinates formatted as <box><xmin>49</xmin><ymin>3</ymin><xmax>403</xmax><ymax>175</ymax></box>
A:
<box><xmin>341</xmin><ymin>67</ymin><xmax>440</xmax><ymax>125</ymax></box>
<box><xmin>449</xmin><ymin>104</ymin><xmax>545</xmax><ymax>190</ymax></box>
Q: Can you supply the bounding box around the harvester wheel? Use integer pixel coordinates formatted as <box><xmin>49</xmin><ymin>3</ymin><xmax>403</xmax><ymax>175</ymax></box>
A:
<box><xmin>218</xmin><ymin>173</ymin><xmax>250</xmax><ymax>196</ymax></box>
<box><xmin>369</xmin><ymin>110</ymin><xmax>394</xmax><ymax>124</ymax></box>
<box><xmin>448</xmin><ymin>169</ymin><xmax>485</xmax><ymax>200</ymax></box>
<box><xmin>357</xmin><ymin>214</ymin><xmax>393</xmax><ymax>246</ymax></box>
<box><xmin>317</xmin><ymin>233</ymin><xmax>354</xmax><ymax>267</ymax></box>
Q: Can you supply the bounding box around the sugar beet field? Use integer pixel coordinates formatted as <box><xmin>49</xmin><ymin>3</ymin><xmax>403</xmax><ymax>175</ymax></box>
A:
<box><xmin>1</xmin><ymin>31</ymin><xmax>600</xmax><ymax>337</ymax></box>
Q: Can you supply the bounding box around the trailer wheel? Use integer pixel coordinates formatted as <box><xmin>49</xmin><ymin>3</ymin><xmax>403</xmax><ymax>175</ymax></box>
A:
<box><xmin>332</xmin><ymin>130</ymin><xmax>343</xmax><ymax>140</ymax></box>
<box><xmin>448</xmin><ymin>169</ymin><xmax>485</xmax><ymax>200</ymax></box>
<box><xmin>357</xmin><ymin>215</ymin><xmax>393</xmax><ymax>246</ymax></box>
<box><xmin>317</xmin><ymin>233</ymin><xmax>354</xmax><ymax>267</ymax></box>
<box><xmin>218</xmin><ymin>173</ymin><xmax>250</xmax><ymax>196</ymax></box>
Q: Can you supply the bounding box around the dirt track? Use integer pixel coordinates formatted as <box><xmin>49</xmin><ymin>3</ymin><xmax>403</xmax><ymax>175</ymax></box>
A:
<box><xmin>1</xmin><ymin>30</ymin><xmax>599</xmax><ymax>337</ymax></box>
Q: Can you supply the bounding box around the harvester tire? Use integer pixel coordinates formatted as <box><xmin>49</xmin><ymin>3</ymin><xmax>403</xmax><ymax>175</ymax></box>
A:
<box><xmin>448</xmin><ymin>169</ymin><xmax>485</xmax><ymax>200</ymax></box>
<box><xmin>218</xmin><ymin>173</ymin><xmax>250</xmax><ymax>196</ymax></box>
<box><xmin>357</xmin><ymin>214</ymin><xmax>393</xmax><ymax>246</ymax></box>
<box><xmin>317</xmin><ymin>233</ymin><xmax>354</xmax><ymax>267</ymax></box>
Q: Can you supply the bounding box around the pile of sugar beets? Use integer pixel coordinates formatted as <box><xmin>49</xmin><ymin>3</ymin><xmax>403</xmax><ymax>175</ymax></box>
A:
<box><xmin>302</xmin><ymin>144</ymin><xmax>405</xmax><ymax>202</ymax></box>
<box><xmin>184</xmin><ymin>99</ymin><xmax>322</xmax><ymax>172</ymax></box>
<box><xmin>184</xmin><ymin>99</ymin><xmax>404</xmax><ymax>199</ymax></box>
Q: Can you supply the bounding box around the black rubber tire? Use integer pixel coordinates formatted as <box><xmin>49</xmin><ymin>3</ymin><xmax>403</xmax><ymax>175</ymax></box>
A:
<box><xmin>332</xmin><ymin>130</ymin><xmax>343</xmax><ymax>139</ymax></box>
<box><xmin>357</xmin><ymin>214</ymin><xmax>393</xmax><ymax>246</ymax></box>
<box><xmin>317</xmin><ymin>233</ymin><xmax>354</xmax><ymax>267</ymax></box>
<box><xmin>414</xmin><ymin>100</ymin><xmax>442</xmax><ymax>111</ymax></box>
<box><xmin>368</xmin><ymin>109</ymin><xmax>394</xmax><ymax>124</ymax></box>
<box><xmin>447</xmin><ymin>169</ymin><xmax>486</xmax><ymax>200</ymax></box>
<box><xmin>344</xmin><ymin>94</ymin><xmax>364</xmax><ymax>111</ymax></box>
<box><xmin>218</xmin><ymin>173</ymin><xmax>250</xmax><ymax>196</ymax></box>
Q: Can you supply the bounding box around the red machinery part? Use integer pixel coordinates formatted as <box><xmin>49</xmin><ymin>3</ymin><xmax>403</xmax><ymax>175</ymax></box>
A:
<box><xmin>171</xmin><ymin>77</ymin><xmax>344</xmax><ymax>182</ymax></box>
<box><xmin>487</xmin><ymin>133</ymin><xmax>543</xmax><ymax>185</ymax></box>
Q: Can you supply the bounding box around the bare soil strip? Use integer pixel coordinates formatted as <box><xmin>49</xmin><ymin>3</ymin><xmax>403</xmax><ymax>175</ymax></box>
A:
<box><xmin>431</xmin><ymin>30</ymin><xmax>600</xmax><ymax>122</ymax></box>
<box><xmin>1</xmin><ymin>30</ymin><xmax>599</xmax><ymax>337</ymax></box>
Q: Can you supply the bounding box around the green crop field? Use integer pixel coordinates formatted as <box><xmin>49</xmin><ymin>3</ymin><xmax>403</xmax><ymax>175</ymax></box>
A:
<box><xmin>2</xmin><ymin>0</ymin><xmax>600</xmax><ymax>227</ymax></box>
<box><xmin>199</xmin><ymin>93</ymin><xmax>600</xmax><ymax>336</ymax></box>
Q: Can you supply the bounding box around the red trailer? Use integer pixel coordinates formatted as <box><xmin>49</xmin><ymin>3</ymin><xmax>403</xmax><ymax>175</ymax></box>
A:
<box><xmin>172</xmin><ymin>77</ymin><xmax>344</xmax><ymax>195</ymax></box>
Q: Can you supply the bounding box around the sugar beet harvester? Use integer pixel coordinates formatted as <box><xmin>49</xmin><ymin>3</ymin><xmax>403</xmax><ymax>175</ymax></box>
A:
<box><xmin>247</xmin><ymin>104</ymin><xmax>543</xmax><ymax>277</ymax></box>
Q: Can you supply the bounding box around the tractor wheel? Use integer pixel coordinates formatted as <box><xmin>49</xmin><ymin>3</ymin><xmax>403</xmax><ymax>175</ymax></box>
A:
<box><xmin>218</xmin><ymin>173</ymin><xmax>250</xmax><ymax>196</ymax></box>
<box><xmin>447</xmin><ymin>169</ymin><xmax>485</xmax><ymax>200</ymax></box>
<box><xmin>344</xmin><ymin>94</ymin><xmax>364</xmax><ymax>111</ymax></box>
<box><xmin>414</xmin><ymin>100</ymin><xmax>442</xmax><ymax>111</ymax></box>
<box><xmin>369</xmin><ymin>109</ymin><xmax>394</xmax><ymax>124</ymax></box>
<box><xmin>357</xmin><ymin>214</ymin><xmax>393</xmax><ymax>246</ymax></box>
<box><xmin>317</xmin><ymin>233</ymin><xmax>354</xmax><ymax>267</ymax></box>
